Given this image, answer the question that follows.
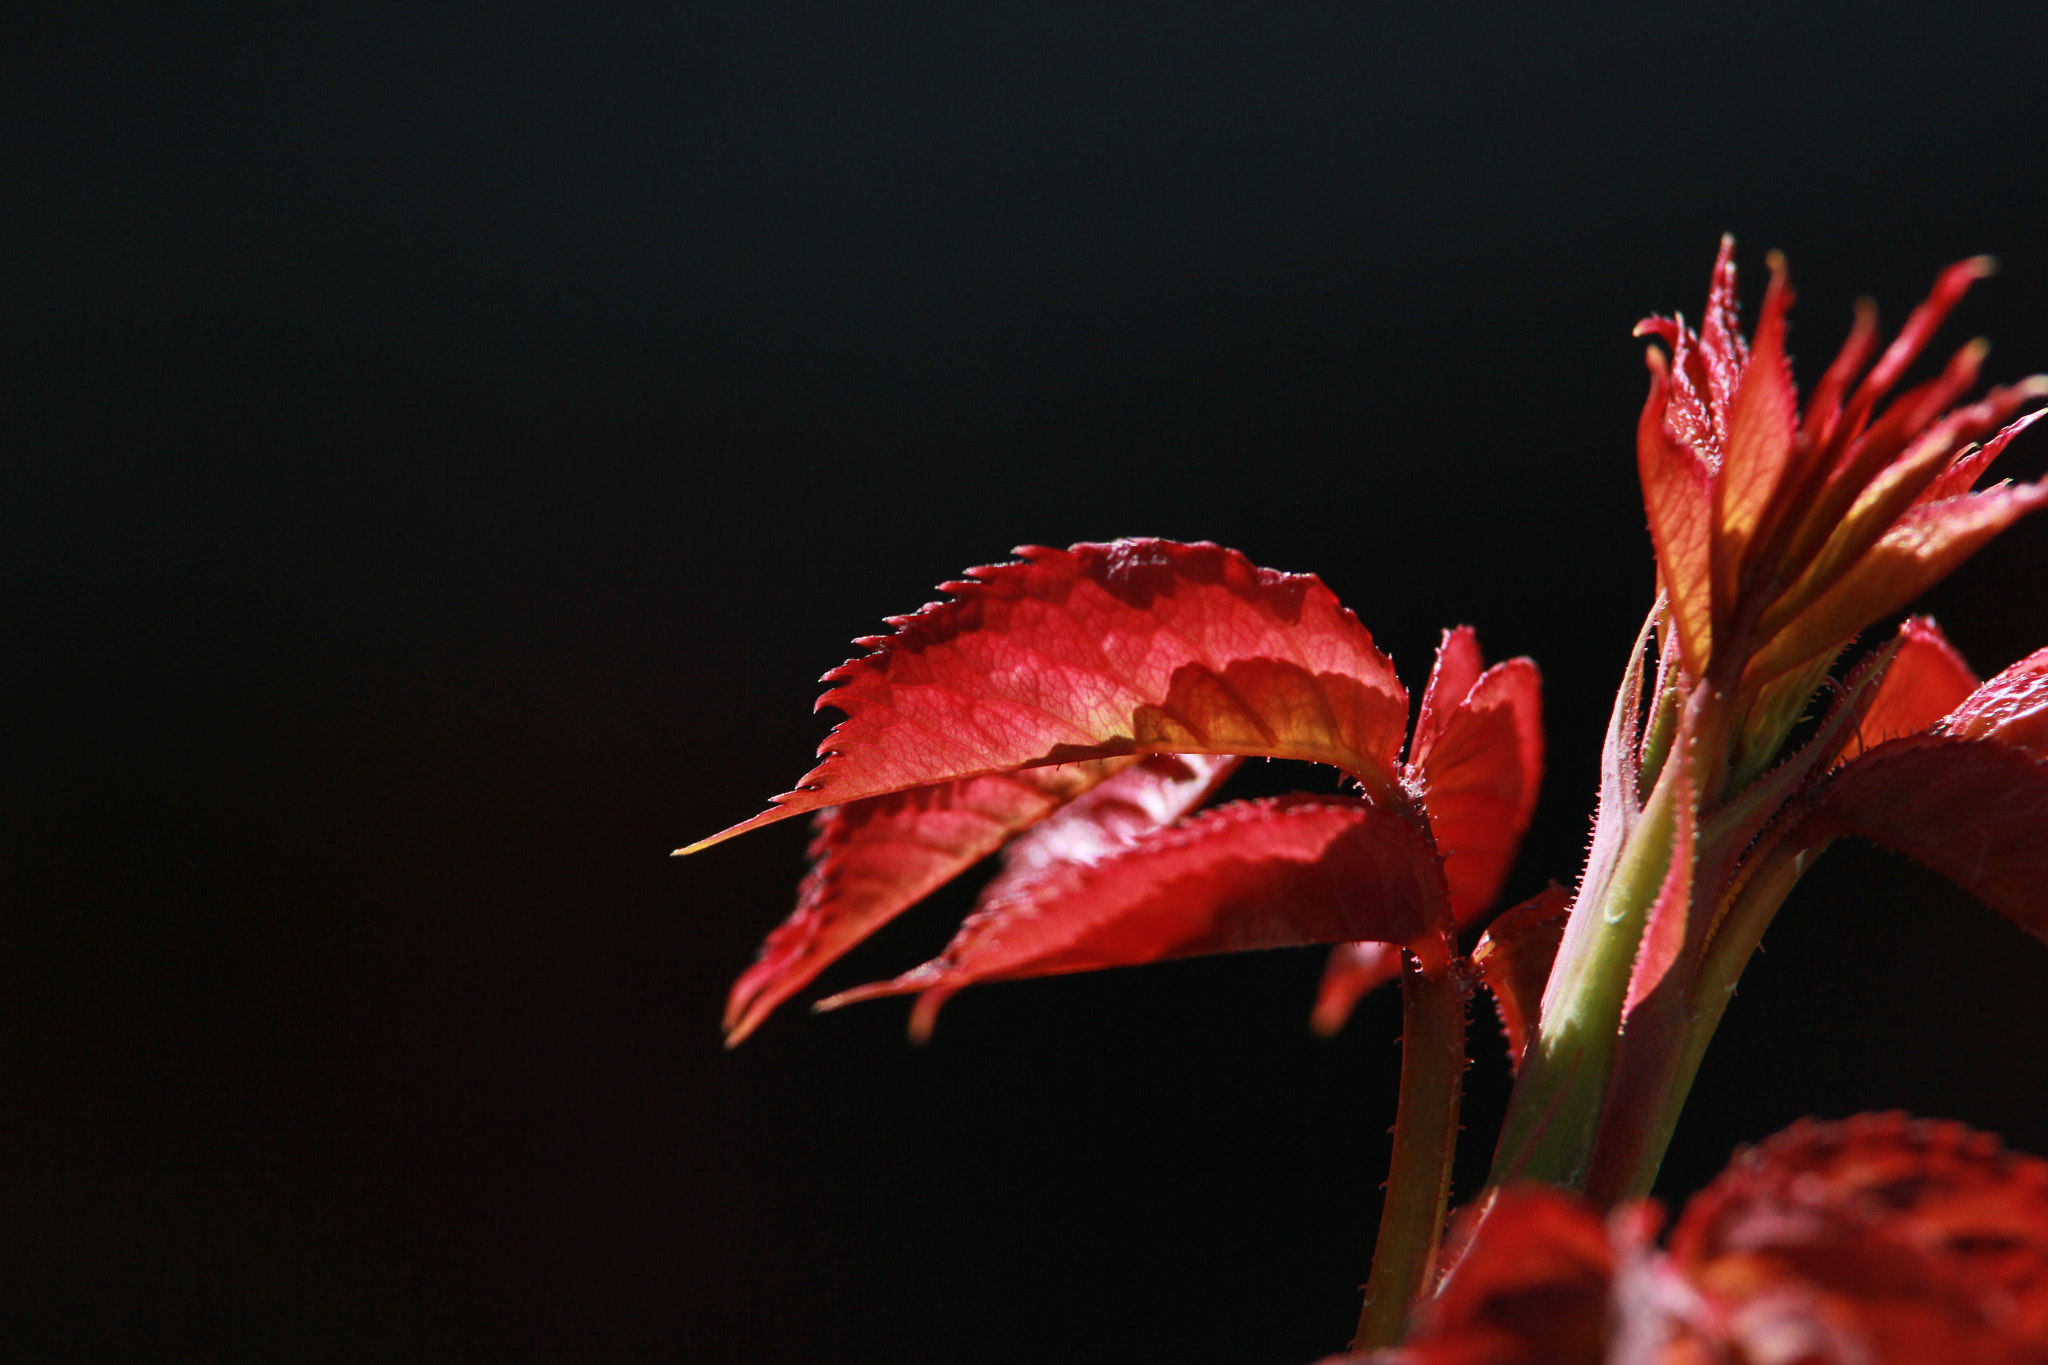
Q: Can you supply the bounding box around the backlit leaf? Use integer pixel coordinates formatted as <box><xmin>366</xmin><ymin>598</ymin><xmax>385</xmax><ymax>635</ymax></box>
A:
<box><xmin>1313</xmin><ymin>632</ymin><xmax>1544</xmax><ymax>1035</ymax></box>
<box><xmin>1471</xmin><ymin>885</ymin><xmax>1571</xmax><ymax>1071</ymax></box>
<box><xmin>683</xmin><ymin>540</ymin><xmax>1409</xmax><ymax>853</ymax></box>
<box><xmin>973</xmin><ymin>753</ymin><xmax>1242</xmax><ymax>910</ymax></box>
<box><xmin>1636</xmin><ymin>348</ymin><xmax>1717</xmax><ymax>676</ymax></box>
<box><xmin>1418</xmin><ymin>656</ymin><xmax>1544</xmax><ymax>922</ymax></box>
<box><xmin>820</xmin><ymin>794</ymin><xmax>1448</xmax><ymax>1041</ymax></box>
<box><xmin>1743</xmin><ymin>477</ymin><xmax>2048</xmax><ymax>686</ymax></box>
<box><xmin>1667</xmin><ymin>1114</ymin><xmax>2048</xmax><ymax>1362</ymax></box>
<box><xmin>1808</xmin><ymin>650</ymin><xmax>2048</xmax><ymax>941</ymax></box>
<box><xmin>1836</xmin><ymin>617</ymin><xmax>1977</xmax><ymax>766</ymax></box>
<box><xmin>723</xmin><ymin>757</ymin><xmax>1143</xmax><ymax>1046</ymax></box>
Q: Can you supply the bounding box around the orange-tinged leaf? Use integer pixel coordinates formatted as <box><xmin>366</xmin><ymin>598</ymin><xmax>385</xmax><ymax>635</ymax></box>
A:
<box><xmin>1667</xmin><ymin>1114</ymin><xmax>2048</xmax><ymax>1362</ymax></box>
<box><xmin>1637</xmin><ymin>349</ymin><xmax>1716</xmax><ymax>676</ymax></box>
<box><xmin>1471</xmin><ymin>885</ymin><xmax>1570</xmax><ymax>1071</ymax></box>
<box><xmin>1742</xmin><ymin>476</ymin><xmax>2048</xmax><ymax>686</ymax></box>
<box><xmin>820</xmin><ymin>794</ymin><xmax>1448</xmax><ymax>1041</ymax></box>
<box><xmin>1835</xmin><ymin>617</ymin><xmax>1977</xmax><ymax>767</ymax></box>
<box><xmin>1714</xmin><ymin>253</ymin><xmax>1799</xmax><ymax>599</ymax></box>
<box><xmin>722</xmin><ymin>759</ymin><xmax>1135</xmax><ymax>1045</ymax></box>
<box><xmin>1921</xmin><ymin>397</ymin><xmax>2048</xmax><ymax>504</ymax></box>
<box><xmin>682</xmin><ymin>540</ymin><xmax>1409</xmax><ymax>853</ymax></box>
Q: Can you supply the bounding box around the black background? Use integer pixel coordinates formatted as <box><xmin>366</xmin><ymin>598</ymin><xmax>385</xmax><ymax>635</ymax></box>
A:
<box><xmin>8</xmin><ymin>4</ymin><xmax>2048</xmax><ymax>1360</ymax></box>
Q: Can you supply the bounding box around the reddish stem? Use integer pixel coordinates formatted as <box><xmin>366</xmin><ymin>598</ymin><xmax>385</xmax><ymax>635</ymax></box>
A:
<box><xmin>1355</xmin><ymin>945</ymin><xmax>1467</xmax><ymax>1349</ymax></box>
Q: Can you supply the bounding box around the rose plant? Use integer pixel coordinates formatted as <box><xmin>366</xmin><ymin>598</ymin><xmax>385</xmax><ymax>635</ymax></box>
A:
<box><xmin>685</xmin><ymin>239</ymin><xmax>2048</xmax><ymax>1361</ymax></box>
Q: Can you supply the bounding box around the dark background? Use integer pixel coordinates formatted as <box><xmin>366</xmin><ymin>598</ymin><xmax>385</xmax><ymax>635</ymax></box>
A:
<box><xmin>7</xmin><ymin>4</ymin><xmax>2048</xmax><ymax>1360</ymax></box>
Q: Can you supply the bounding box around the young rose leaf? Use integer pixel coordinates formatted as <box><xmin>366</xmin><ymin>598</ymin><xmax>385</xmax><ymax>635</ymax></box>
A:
<box><xmin>1379</xmin><ymin>1187</ymin><xmax>1625</xmax><ymax>1365</ymax></box>
<box><xmin>1471</xmin><ymin>884</ymin><xmax>1571</xmax><ymax>1072</ymax></box>
<box><xmin>1805</xmin><ymin>649</ymin><xmax>2048</xmax><ymax>940</ymax></box>
<box><xmin>1415</xmin><ymin>655</ymin><xmax>1544</xmax><ymax>922</ymax></box>
<box><xmin>1313</xmin><ymin>631</ymin><xmax>1544</xmax><ymax>1036</ymax></box>
<box><xmin>1309</xmin><ymin>942</ymin><xmax>1401</xmax><ymax>1039</ymax></box>
<box><xmin>819</xmin><ymin>794</ymin><xmax>1449</xmax><ymax>1042</ymax></box>
<box><xmin>1636</xmin><ymin>348</ymin><xmax>1718</xmax><ymax>676</ymax></box>
<box><xmin>1835</xmin><ymin>616</ymin><xmax>1978</xmax><ymax>767</ymax></box>
<box><xmin>1741</xmin><ymin>474</ymin><xmax>2048</xmax><ymax>687</ymax></box>
<box><xmin>682</xmin><ymin>540</ymin><xmax>1409</xmax><ymax>854</ymax></box>
<box><xmin>1712</xmin><ymin>256</ymin><xmax>1799</xmax><ymax>611</ymax></box>
<box><xmin>724</xmin><ymin>758</ymin><xmax>1139</xmax><ymax>1046</ymax></box>
<box><xmin>1667</xmin><ymin>1114</ymin><xmax>2048</xmax><ymax>1362</ymax></box>
<box><xmin>1408</xmin><ymin>625</ymin><xmax>1486</xmax><ymax>767</ymax></box>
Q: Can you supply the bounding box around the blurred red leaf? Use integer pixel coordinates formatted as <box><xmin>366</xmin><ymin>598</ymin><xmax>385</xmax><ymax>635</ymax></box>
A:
<box><xmin>1367</xmin><ymin>1187</ymin><xmax>1624</xmax><ymax>1365</ymax></box>
<box><xmin>820</xmin><ymin>794</ymin><xmax>1449</xmax><ymax>1041</ymax></box>
<box><xmin>1667</xmin><ymin>1114</ymin><xmax>2048</xmax><ymax>1363</ymax></box>
<box><xmin>685</xmin><ymin>540</ymin><xmax>1409</xmax><ymax>853</ymax></box>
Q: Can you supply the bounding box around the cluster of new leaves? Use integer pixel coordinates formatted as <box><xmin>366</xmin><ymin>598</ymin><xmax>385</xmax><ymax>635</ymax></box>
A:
<box><xmin>691</xmin><ymin>244</ymin><xmax>2048</xmax><ymax>1362</ymax></box>
<box><xmin>1518</xmin><ymin>247</ymin><xmax>2048</xmax><ymax>1205</ymax></box>
<box><xmin>1327</xmin><ymin>1114</ymin><xmax>2048</xmax><ymax>1365</ymax></box>
<box><xmin>695</xmin><ymin>539</ymin><xmax>1541</xmax><ymax>1045</ymax></box>
<box><xmin>1636</xmin><ymin>241</ymin><xmax>2046</xmax><ymax>690</ymax></box>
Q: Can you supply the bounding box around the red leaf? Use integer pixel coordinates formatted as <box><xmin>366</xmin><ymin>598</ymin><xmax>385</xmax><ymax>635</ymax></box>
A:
<box><xmin>1667</xmin><ymin>1114</ymin><xmax>2048</xmax><ymax>1362</ymax></box>
<box><xmin>1418</xmin><ymin>656</ymin><xmax>1544</xmax><ymax>922</ymax></box>
<box><xmin>1394</xmin><ymin>1187</ymin><xmax>1621</xmax><ymax>1365</ymax></box>
<box><xmin>724</xmin><ymin>755</ymin><xmax>1180</xmax><ymax>1046</ymax></box>
<box><xmin>1807</xmin><ymin>652</ymin><xmax>2048</xmax><ymax>940</ymax></box>
<box><xmin>1636</xmin><ymin>347</ymin><xmax>1717</xmax><ymax>677</ymax></box>
<box><xmin>1940</xmin><ymin>645</ymin><xmax>2048</xmax><ymax>754</ymax></box>
<box><xmin>1742</xmin><ymin>469</ymin><xmax>2048</xmax><ymax>687</ymax></box>
<box><xmin>1410</xmin><ymin>626</ymin><xmax>1486</xmax><ymax>768</ymax></box>
<box><xmin>820</xmin><ymin>794</ymin><xmax>1449</xmax><ymax>1041</ymax></box>
<box><xmin>1714</xmin><ymin>253</ymin><xmax>1799</xmax><ymax>602</ymax></box>
<box><xmin>1621</xmin><ymin>766</ymin><xmax>1697</xmax><ymax>1017</ymax></box>
<box><xmin>1309</xmin><ymin>941</ymin><xmax>1398</xmax><ymax>1038</ymax></box>
<box><xmin>974</xmin><ymin>753</ymin><xmax>1241</xmax><ymax>909</ymax></box>
<box><xmin>1471</xmin><ymin>885</ymin><xmax>1571</xmax><ymax>1072</ymax></box>
<box><xmin>1922</xmin><ymin>401</ymin><xmax>2048</xmax><ymax>504</ymax></box>
<box><xmin>1309</xmin><ymin>941</ymin><xmax>1400</xmax><ymax>1039</ymax></box>
<box><xmin>1836</xmin><ymin>616</ymin><xmax>1977</xmax><ymax>766</ymax></box>
<box><xmin>1312</xmin><ymin>634</ymin><xmax>1544</xmax><ymax>1036</ymax></box>
<box><xmin>683</xmin><ymin>540</ymin><xmax>1409</xmax><ymax>853</ymax></box>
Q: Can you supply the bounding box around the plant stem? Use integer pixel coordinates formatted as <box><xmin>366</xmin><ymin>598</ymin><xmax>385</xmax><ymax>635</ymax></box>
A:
<box><xmin>1641</xmin><ymin>836</ymin><xmax>1820</xmax><ymax>1181</ymax></box>
<box><xmin>1355</xmin><ymin>948</ymin><xmax>1466</xmax><ymax>1350</ymax></box>
<box><xmin>1487</xmin><ymin>762</ymin><xmax>1683</xmax><ymax>1190</ymax></box>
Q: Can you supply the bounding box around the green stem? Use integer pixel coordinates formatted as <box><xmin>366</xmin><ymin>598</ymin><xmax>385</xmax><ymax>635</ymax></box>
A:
<box><xmin>1487</xmin><ymin>763</ymin><xmax>1683</xmax><ymax>1189</ymax></box>
<box><xmin>1355</xmin><ymin>949</ymin><xmax>1466</xmax><ymax>1350</ymax></box>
